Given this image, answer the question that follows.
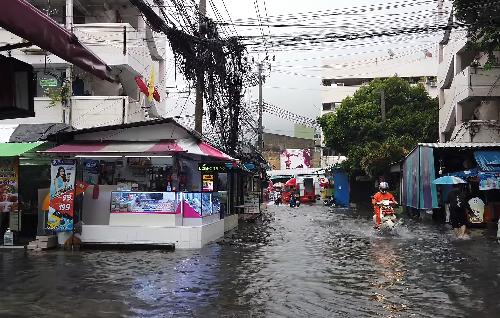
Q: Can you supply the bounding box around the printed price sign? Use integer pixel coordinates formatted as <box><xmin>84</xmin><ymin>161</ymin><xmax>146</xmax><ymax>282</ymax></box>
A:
<box><xmin>47</xmin><ymin>159</ymin><xmax>76</xmax><ymax>232</ymax></box>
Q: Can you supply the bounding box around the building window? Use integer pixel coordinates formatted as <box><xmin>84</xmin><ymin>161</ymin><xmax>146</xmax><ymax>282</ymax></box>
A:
<box><xmin>322</xmin><ymin>103</ymin><xmax>333</xmax><ymax>111</ymax></box>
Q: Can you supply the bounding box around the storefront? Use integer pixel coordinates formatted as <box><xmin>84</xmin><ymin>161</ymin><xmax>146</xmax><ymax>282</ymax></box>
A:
<box><xmin>401</xmin><ymin>143</ymin><xmax>500</xmax><ymax>224</ymax></box>
<box><xmin>40</xmin><ymin>119</ymin><xmax>239</xmax><ymax>249</ymax></box>
<box><xmin>0</xmin><ymin>142</ymin><xmax>50</xmax><ymax>244</ymax></box>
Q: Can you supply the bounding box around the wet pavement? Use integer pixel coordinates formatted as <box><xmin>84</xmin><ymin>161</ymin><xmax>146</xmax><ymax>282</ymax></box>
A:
<box><xmin>1</xmin><ymin>204</ymin><xmax>500</xmax><ymax>318</ymax></box>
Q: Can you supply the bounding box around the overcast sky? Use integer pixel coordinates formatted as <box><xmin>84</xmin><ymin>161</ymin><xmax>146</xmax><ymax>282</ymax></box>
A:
<box><xmin>167</xmin><ymin>0</ymin><xmax>448</xmax><ymax>137</ymax></box>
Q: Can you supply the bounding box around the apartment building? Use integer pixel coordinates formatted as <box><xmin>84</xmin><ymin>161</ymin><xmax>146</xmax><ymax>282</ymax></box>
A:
<box><xmin>438</xmin><ymin>28</ymin><xmax>500</xmax><ymax>143</ymax></box>
<box><xmin>319</xmin><ymin>51</ymin><xmax>439</xmax><ymax>167</ymax></box>
<box><xmin>0</xmin><ymin>0</ymin><xmax>167</xmax><ymax>129</ymax></box>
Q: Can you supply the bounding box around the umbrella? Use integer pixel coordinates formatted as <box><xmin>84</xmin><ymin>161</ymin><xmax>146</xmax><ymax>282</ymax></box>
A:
<box><xmin>285</xmin><ymin>178</ymin><xmax>297</xmax><ymax>187</ymax></box>
<box><xmin>432</xmin><ymin>176</ymin><xmax>467</xmax><ymax>185</ymax></box>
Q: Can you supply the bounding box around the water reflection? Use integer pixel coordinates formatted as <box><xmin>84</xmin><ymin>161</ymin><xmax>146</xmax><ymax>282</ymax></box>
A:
<box><xmin>1</xmin><ymin>205</ymin><xmax>500</xmax><ymax>317</ymax></box>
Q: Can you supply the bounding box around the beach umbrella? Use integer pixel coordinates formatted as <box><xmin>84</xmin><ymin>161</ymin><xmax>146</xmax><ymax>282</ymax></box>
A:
<box><xmin>432</xmin><ymin>176</ymin><xmax>467</xmax><ymax>185</ymax></box>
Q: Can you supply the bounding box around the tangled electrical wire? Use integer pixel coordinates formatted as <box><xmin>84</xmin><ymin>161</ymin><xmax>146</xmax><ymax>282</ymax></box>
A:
<box><xmin>129</xmin><ymin>0</ymin><xmax>255</xmax><ymax>156</ymax></box>
<box><xmin>213</xmin><ymin>0</ymin><xmax>489</xmax><ymax>52</ymax></box>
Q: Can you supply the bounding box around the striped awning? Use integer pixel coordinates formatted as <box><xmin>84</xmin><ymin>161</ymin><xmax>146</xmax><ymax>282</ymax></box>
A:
<box><xmin>42</xmin><ymin>139</ymin><xmax>232</xmax><ymax>160</ymax></box>
<box><xmin>418</xmin><ymin>142</ymin><xmax>500</xmax><ymax>148</ymax></box>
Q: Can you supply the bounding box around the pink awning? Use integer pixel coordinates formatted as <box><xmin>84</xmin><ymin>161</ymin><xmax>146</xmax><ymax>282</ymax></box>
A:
<box><xmin>42</xmin><ymin>140</ymin><xmax>233</xmax><ymax>160</ymax></box>
<box><xmin>0</xmin><ymin>0</ymin><xmax>113</xmax><ymax>81</ymax></box>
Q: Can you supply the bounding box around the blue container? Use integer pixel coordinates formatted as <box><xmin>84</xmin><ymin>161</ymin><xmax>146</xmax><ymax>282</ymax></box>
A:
<box><xmin>333</xmin><ymin>170</ymin><xmax>350</xmax><ymax>208</ymax></box>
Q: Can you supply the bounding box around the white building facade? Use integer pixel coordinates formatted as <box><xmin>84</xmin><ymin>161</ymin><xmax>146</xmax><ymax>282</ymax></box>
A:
<box><xmin>319</xmin><ymin>52</ymin><xmax>439</xmax><ymax>168</ymax></box>
<box><xmin>438</xmin><ymin>28</ymin><xmax>500</xmax><ymax>143</ymax></box>
<box><xmin>0</xmin><ymin>0</ymin><xmax>168</xmax><ymax>129</ymax></box>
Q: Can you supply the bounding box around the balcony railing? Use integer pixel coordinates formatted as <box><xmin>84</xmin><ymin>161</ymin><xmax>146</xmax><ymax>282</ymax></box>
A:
<box><xmin>33</xmin><ymin>96</ymin><xmax>148</xmax><ymax>129</ymax></box>
<box><xmin>450</xmin><ymin>120</ymin><xmax>500</xmax><ymax>143</ymax></box>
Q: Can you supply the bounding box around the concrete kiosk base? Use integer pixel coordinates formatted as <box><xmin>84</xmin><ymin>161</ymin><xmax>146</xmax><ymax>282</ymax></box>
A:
<box><xmin>81</xmin><ymin>214</ymin><xmax>239</xmax><ymax>249</ymax></box>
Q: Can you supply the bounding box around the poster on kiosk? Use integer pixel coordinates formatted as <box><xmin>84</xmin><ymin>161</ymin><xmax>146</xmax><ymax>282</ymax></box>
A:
<box><xmin>47</xmin><ymin>159</ymin><xmax>76</xmax><ymax>232</ymax></box>
<box><xmin>0</xmin><ymin>158</ymin><xmax>19</xmax><ymax>231</ymax></box>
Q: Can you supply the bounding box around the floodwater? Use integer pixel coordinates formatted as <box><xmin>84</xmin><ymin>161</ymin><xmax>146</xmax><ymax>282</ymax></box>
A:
<box><xmin>1</xmin><ymin>205</ymin><xmax>500</xmax><ymax>318</ymax></box>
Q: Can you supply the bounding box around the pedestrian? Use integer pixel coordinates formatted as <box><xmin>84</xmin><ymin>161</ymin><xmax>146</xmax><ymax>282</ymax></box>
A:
<box><xmin>445</xmin><ymin>184</ymin><xmax>469</xmax><ymax>239</ymax></box>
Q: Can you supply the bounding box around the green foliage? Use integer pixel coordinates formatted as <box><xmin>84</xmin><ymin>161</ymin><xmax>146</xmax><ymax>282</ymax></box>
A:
<box><xmin>45</xmin><ymin>81</ymin><xmax>70</xmax><ymax>108</ymax></box>
<box><xmin>318</xmin><ymin>77</ymin><xmax>438</xmax><ymax>178</ymax></box>
<box><xmin>453</xmin><ymin>0</ymin><xmax>500</xmax><ymax>65</ymax></box>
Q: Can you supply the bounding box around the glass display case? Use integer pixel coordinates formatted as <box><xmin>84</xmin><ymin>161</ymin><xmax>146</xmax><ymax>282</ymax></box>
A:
<box><xmin>110</xmin><ymin>191</ymin><xmax>180</xmax><ymax>214</ymax></box>
<box><xmin>110</xmin><ymin>191</ymin><xmax>221</xmax><ymax>217</ymax></box>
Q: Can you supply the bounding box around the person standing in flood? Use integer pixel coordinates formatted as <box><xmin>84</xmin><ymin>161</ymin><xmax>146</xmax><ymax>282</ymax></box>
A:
<box><xmin>445</xmin><ymin>184</ymin><xmax>469</xmax><ymax>239</ymax></box>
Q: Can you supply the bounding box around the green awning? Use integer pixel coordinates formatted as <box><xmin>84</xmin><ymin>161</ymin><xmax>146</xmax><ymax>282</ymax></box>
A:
<box><xmin>0</xmin><ymin>142</ymin><xmax>45</xmax><ymax>157</ymax></box>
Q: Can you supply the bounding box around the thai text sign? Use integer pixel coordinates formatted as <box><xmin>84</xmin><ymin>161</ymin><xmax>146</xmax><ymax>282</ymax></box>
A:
<box><xmin>47</xmin><ymin>159</ymin><xmax>76</xmax><ymax>232</ymax></box>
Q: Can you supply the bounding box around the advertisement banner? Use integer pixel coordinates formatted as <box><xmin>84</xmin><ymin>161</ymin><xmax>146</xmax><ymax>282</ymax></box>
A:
<box><xmin>83</xmin><ymin>159</ymin><xmax>99</xmax><ymax>185</ymax></box>
<box><xmin>280</xmin><ymin>149</ymin><xmax>312</xmax><ymax>170</ymax></box>
<box><xmin>202</xmin><ymin>174</ymin><xmax>214</xmax><ymax>191</ymax></box>
<box><xmin>110</xmin><ymin>192</ymin><xmax>178</xmax><ymax>214</ymax></box>
<box><xmin>479</xmin><ymin>172</ymin><xmax>500</xmax><ymax>190</ymax></box>
<box><xmin>0</xmin><ymin>158</ymin><xmax>19</xmax><ymax>231</ymax></box>
<box><xmin>48</xmin><ymin>159</ymin><xmax>76</xmax><ymax>232</ymax></box>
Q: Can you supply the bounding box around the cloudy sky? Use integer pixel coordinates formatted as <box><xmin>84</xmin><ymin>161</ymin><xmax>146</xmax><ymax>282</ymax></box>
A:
<box><xmin>167</xmin><ymin>0</ymin><xmax>449</xmax><ymax>137</ymax></box>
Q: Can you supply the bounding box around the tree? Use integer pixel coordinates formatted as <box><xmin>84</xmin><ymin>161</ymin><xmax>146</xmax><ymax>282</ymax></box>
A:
<box><xmin>453</xmin><ymin>0</ymin><xmax>500</xmax><ymax>68</ymax></box>
<box><xmin>318</xmin><ymin>77</ymin><xmax>438</xmax><ymax>178</ymax></box>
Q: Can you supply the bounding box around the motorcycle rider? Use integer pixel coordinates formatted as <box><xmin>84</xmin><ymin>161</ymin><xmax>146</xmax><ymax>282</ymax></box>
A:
<box><xmin>372</xmin><ymin>182</ymin><xmax>398</xmax><ymax>228</ymax></box>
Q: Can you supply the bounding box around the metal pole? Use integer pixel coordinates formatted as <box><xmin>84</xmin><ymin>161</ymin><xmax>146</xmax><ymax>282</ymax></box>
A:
<box><xmin>194</xmin><ymin>0</ymin><xmax>206</xmax><ymax>134</ymax></box>
<box><xmin>380</xmin><ymin>89</ymin><xmax>386</xmax><ymax>121</ymax></box>
<box><xmin>123</xmin><ymin>26</ymin><xmax>127</xmax><ymax>55</ymax></box>
<box><xmin>257</xmin><ymin>62</ymin><xmax>263</xmax><ymax>150</ymax></box>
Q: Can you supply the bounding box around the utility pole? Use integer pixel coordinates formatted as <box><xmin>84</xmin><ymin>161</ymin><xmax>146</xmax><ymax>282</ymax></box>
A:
<box><xmin>194</xmin><ymin>0</ymin><xmax>206</xmax><ymax>134</ymax></box>
<box><xmin>257</xmin><ymin>62</ymin><xmax>264</xmax><ymax>151</ymax></box>
<box><xmin>380</xmin><ymin>89</ymin><xmax>386</xmax><ymax>121</ymax></box>
<box><xmin>65</xmin><ymin>0</ymin><xmax>73</xmax><ymax>125</ymax></box>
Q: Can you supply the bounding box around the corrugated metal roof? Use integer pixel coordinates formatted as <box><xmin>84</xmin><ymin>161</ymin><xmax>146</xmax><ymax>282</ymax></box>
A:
<box><xmin>9</xmin><ymin>123</ymin><xmax>71</xmax><ymax>142</ymax></box>
<box><xmin>418</xmin><ymin>142</ymin><xmax>500</xmax><ymax>148</ymax></box>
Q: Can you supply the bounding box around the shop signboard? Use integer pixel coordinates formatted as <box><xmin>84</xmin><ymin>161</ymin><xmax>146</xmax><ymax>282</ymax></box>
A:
<box><xmin>39</xmin><ymin>78</ymin><xmax>58</xmax><ymax>88</ymax></box>
<box><xmin>0</xmin><ymin>158</ymin><xmax>20</xmax><ymax>231</ymax></box>
<box><xmin>47</xmin><ymin>159</ymin><xmax>76</xmax><ymax>232</ymax></box>
<box><xmin>198</xmin><ymin>162</ymin><xmax>228</xmax><ymax>173</ymax></box>
<box><xmin>244</xmin><ymin>191</ymin><xmax>260</xmax><ymax>214</ymax></box>
<box><xmin>110</xmin><ymin>192</ymin><xmax>179</xmax><ymax>214</ymax></box>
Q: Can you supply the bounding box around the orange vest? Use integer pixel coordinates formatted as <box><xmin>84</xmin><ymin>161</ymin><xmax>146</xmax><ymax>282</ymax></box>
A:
<box><xmin>372</xmin><ymin>192</ymin><xmax>396</xmax><ymax>214</ymax></box>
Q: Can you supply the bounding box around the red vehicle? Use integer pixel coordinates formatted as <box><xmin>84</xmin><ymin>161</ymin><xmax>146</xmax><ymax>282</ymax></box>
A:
<box><xmin>281</xmin><ymin>178</ymin><xmax>316</xmax><ymax>204</ymax></box>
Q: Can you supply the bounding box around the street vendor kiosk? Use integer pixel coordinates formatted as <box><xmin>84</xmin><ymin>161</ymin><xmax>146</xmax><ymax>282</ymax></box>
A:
<box><xmin>40</xmin><ymin>119</ymin><xmax>238</xmax><ymax>249</ymax></box>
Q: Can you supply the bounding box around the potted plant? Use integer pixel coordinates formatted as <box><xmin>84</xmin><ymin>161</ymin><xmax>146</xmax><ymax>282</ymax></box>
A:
<box><xmin>46</xmin><ymin>80</ymin><xmax>70</xmax><ymax>107</ymax></box>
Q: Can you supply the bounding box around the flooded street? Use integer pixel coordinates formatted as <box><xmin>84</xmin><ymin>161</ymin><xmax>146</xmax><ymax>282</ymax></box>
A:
<box><xmin>1</xmin><ymin>204</ymin><xmax>500</xmax><ymax>318</ymax></box>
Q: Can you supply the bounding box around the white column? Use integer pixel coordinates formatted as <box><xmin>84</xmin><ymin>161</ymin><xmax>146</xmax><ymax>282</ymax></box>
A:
<box><xmin>65</xmin><ymin>0</ymin><xmax>73</xmax><ymax>30</ymax></box>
